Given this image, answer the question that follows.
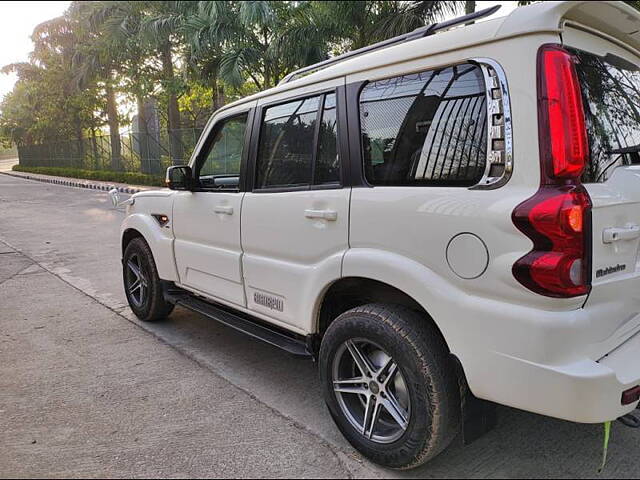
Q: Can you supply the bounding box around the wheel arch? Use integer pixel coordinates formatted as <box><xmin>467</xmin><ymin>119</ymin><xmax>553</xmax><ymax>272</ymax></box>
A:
<box><xmin>120</xmin><ymin>213</ymin><xmax>179</xmax><ymax>282</ymax></box>
<box><xmin>315</xmin><ymin>276</ymin><xmax>451</xmax><ymax>354</ymax></box>
<box><xmin>122</xmin><ymin>228</ymin><xmax>144</xmax><ymax>253</ymax></box>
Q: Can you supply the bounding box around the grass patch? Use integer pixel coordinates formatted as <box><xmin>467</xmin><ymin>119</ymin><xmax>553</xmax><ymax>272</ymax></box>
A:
<box><xmin>12</xmin><ymin>165</ymin><xmax>164</xmax><ymax>187</ymax></box>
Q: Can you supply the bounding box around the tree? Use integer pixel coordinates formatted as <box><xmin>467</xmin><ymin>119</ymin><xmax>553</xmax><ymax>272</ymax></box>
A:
<box><xmin>1</xmin><ymin>0</ymin><xmax>544</xmax><ymax>162</ymax></box>
<box><xmin>465</xmin><ymin>1</ymin><xmax>476</xmax><ymax>14</ymax></box>
<box><xmin>0</xmin><ymin>15</ymin><xmax>102</xmax><ymax>147</ymax></box>
<box><xmin>138</xmin><ymin>1</ymin><xmax>194</xmax><ymax>163</ymax></box>
<box><xmin>68</xmin><ymin>1</ymin><xmax>126</xmax><ymax>169</ymax></box>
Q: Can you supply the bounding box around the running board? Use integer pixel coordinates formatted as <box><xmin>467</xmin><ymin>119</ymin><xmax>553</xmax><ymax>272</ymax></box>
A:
<box><xmin>164</xmin><ymin>288</ymin><xmax>313</xmax><ymax>358</ymax></box>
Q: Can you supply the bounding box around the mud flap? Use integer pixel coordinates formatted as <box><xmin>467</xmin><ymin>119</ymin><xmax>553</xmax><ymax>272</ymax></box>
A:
<box><xmin>451</xmin><ymin>354</ymin><xmax>498</xmax><ymax>444</ymax></box>
<box><xmin>461</xmin><ymin>389</ymin><xmax>498</xmax><ymax>444</ymax></box>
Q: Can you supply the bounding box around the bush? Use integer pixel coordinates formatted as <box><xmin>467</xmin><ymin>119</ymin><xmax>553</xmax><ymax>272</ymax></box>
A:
<box><xmin>12</xmin><ymin>165</ymin><xmax>165</xmax><ymax>187</ymax></box>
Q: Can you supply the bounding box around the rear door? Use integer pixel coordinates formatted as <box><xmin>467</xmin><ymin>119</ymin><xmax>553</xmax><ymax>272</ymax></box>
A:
<box><xmin>566</xmin><ymin>29</ymin><xmax>640</xmax><ymax>352</ymax></box>
<box><xmin>241</xmin><ymin>79</ymin><xmax>349</xmax><ymax>333</ymax></box>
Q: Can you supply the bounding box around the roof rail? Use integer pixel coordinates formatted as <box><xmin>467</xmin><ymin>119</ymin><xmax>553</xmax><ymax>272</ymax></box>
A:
<box><xmin>279</xmin><ymin>5</ymin><xmax>501</xmax><ymax>85</ymax></box>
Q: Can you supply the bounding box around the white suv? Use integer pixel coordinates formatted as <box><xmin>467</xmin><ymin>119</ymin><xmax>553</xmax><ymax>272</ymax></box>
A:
<box><xmin>118</xmin><ymin>2</ymin><xmax>640</xmax><ymax>469</ymax></box>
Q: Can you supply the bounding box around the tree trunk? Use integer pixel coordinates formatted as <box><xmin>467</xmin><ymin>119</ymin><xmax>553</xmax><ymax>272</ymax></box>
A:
<box><xmin>161</xmin><ymin>42</ymin><xmax>183</xmax><ymax>165</ymax></box>
<box><xmin>465</xmin><ymin>1</ymin><xmax>476</xmax><ymax>25</ymax></box>
<box><xmin>74</xmin><ymin>114</ymin><xmax>85</xmax><ymax>170</ymax></box>
<box><xmin>211</xmin><ymin>75</ymin><xmax>226</xmax><ymax>112</ymax></box>
<box><xmin>90</xmin><ymin>128</ymin><xmax>99</xmax><ymax>171</ymax></box>
<box><xmin>465</xmin><ymin>1</ymin><xmax>476</xmax><ymax>14</ymax></box>
<box><xmin>216</xmin><ymin>85</ymin><xmax>226</xmax><ymax>110</ymax></box>
<box><xmin>106</xmin><ymin>82</ymin><xmax>122</xmax><ymax>171</ymax></box>
<box><xmin>136</xmin><ymin>95</ymin><xmax>150</xmax><ymax>174</ymax></box>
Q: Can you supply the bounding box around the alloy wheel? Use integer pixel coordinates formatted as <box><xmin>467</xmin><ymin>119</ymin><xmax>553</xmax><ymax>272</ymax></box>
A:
<box><xmin>332</xmin><ymin>338</ymin><xmax>411</xmax><ymax>444</ymax></box>
<box><xmin>126</xmin><ymin>254</ymin><xmax>148</xmax><ymax>308</ymax></box>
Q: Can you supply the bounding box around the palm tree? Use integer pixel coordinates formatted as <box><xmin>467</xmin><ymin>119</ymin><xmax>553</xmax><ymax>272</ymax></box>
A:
<box><xmin>465</xmin><ymin>1</ymin><xmax>476</xmax><ymax>15</ymax></box>
<box><xmin>68</xmin><ymin>2</ymin><xmax>124</xmax><ymax>169</ymax></box>
<box><xmin>30</xmin><ymin>16</ymin><xmax>88</xmax><ymax>157</ymax></box>
<box><xmin>139</xmin><ymin>1</ymin><xmax>195</xmax><ymax>163</ymax></box>
<box><xmin>77</xmin><ymin>1</ymin><xmax>188</xmax><ymax>165</ymax></box>
<box><xmin>190</xmin><ymin>1</ymin><xmax>466</xmax><ymax>91</ymax></box>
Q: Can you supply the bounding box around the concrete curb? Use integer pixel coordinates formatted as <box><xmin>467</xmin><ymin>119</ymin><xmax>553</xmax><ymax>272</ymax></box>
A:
<box><xmin>0</xmin><ymin>171</ymin><xmax>148</xmax><ymax>194</ymax></box>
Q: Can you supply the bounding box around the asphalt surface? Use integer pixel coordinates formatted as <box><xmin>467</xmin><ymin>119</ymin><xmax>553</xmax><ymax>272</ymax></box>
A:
<box><xmin>0</xmin><ymin>157</ymin><xmax>18</xmax><ymax>172</ymax></box>
<box><xmin>0</xmin><ymin>245</ymin><xmax>349</xmax><ymax>478</ymax></box>
<box><xmin>1</xmin><ymin>173</ymin><xmax>639</xmax><ymax>478</ymax></box>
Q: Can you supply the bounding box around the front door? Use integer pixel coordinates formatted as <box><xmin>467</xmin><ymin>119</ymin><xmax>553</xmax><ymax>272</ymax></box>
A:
<box><xmin>241</xmin><ymin>83</ymin><xmax>350</xmax><ymax>333</ymax></box>
<box><xmin>172</xmin><ymin>105</ymin><xmax>253</xmax><ymax>307</ymax></box>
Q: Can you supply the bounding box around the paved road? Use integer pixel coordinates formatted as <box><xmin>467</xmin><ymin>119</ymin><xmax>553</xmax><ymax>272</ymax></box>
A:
<box><xmin>1</xmin><ymin>245</ymin><xmax>349</xmax><ymax>478</ymax></box>
<box><xmin>0</xmin><ymin>173</ymin><xmax>638</xmax><ymax>478</ymax></box>
<box><xmin>0</xmin><ymin>157</ymin><xmax>18</xmax><ymax>171</ymax></box>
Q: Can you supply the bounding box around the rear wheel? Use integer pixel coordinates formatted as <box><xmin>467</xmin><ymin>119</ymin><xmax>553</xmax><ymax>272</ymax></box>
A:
<box><xmin>123</xmin><ymin>237</ymin><xmax>173</xmax><ymax>322</ymax></box>
<box><xmin>319</xmin><ymin>304</ymin><xmax>460</xmax><ymax>469</ymax></box>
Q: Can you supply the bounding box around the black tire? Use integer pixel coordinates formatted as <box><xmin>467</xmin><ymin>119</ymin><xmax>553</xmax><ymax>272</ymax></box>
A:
<box><xmin>319</xmin><ymin>304</ymin><xmax>460</xmax><ymax>469</ymax></box>
<box><xmin>123</xmin><ymin>237</ymin><xmax>174</xmax><ymax>322</ymax></box>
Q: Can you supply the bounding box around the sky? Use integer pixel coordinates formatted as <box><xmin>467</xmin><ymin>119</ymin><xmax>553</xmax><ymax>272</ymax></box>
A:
<box><xmin>0</xmin><ymin>1</ymin><xmax>71</xmax><ymax>99</ymax></box>
<box><xmin>0</xmin><ymin>0</ymin><xmax>518</xmax><ymax>101</ymax></box>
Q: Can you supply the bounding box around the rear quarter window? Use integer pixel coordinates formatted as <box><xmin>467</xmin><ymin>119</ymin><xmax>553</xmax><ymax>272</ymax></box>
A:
<box><xmin>359</xmin><ymin>63</ymin><xmax>488</xmax><ymax>187</ymax></box>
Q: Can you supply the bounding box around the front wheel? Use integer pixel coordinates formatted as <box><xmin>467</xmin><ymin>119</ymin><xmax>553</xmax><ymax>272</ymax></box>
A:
<box><xmin>123</xmin><ymin>237</ymin><xmax>174</xmax><ymax>322</ymax></box>
<box><xmin>319</xmin><ymin>304</ymin><xmax>460</xmax><ymax>469</ymax></box>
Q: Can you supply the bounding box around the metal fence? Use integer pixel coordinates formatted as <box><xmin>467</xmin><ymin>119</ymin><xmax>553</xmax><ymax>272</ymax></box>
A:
<box><xmin>17</xmin><ymin>128</ymin><xmax>204</xmax><ymax>175</ymax></box>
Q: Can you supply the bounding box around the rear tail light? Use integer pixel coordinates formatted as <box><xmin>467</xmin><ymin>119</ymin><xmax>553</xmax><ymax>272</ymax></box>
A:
<box><xmin>622</xmin><ymin>385</ymin><xmax>640</xmax><ymax>406</ymax></box>
<box><xmin>513</xmin><ymin>186</ymin><xmax>591</xmax><ymax>297</ymax></box>
<box><xmin>538</xmin><ymin>46</ymin><xmax>588</xmax><ymax>181</ymax></box>
<box><xmin>622</xmin><ymin>385</ymin><xmax>640</xmax><ymax>405</ymax></box>
<box><xmin>512</xmin><ymin>45</ymin><xmax>592</xmax><ymax>298</ymax></box>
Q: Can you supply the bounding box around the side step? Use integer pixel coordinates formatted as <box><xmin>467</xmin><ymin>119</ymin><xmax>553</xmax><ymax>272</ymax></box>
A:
<box><xmin>165</xmin><ymin>288</ymin><xmax>313</xmax><ymax>358</ymax></box>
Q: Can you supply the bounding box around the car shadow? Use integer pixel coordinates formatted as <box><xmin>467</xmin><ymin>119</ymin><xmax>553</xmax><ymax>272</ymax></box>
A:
<box><xmin>149</xmin><ymin>306</ymin><xmax>638</xmax><ymax>479</ymax></box>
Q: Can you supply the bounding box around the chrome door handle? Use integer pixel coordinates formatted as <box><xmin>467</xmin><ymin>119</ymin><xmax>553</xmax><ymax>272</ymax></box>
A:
<box><xmin>214</xmin><ymin>205</ymin><xmax>234</xmax><ymax>215</ymax></box>
<box><xmin>603</xmin><ymin>224</ymin><xmax>640</xmax><ymax>243</ymax></box>
<box><xmin>304</xmin><ymin>209</ymin><xmax>337</xmax><ymax>221</ymax></box>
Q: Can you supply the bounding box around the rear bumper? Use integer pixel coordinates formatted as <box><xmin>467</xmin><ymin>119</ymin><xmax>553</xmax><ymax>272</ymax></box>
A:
<box><xmin>448</xmin><ymin>284</ymin><xmax>640</xmax><ymax>423</ymax></box>
<box><xmin>466</xmin><ymin>329</ymin><xmax>640</xmax><ymax>423</ymax></box>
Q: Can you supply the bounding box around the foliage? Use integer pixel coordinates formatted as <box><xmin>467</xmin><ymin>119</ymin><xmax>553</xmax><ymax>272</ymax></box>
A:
<box><xmin>12</xmin><ymin>164</ymin><xmax>164</xmax><ymax>186</ymax></box>
<box><xmin>0</xmin><ymin>0</ymin><xmax>585</xmax><ymax>154</ymax></box>
<box><xmin>0</xmin><ymin>15</ymin><xmax>103</xmax><ymax>145</ymax></box>
<box><xmin>0</xmin><ymin>144</ymin><xmax>17</xmax><ymax>157</ymax></box>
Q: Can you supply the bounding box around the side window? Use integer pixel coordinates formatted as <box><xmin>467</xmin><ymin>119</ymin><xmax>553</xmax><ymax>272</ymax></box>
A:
<box><xmin>196</xmin><ymin>113</ymin><xmax>248</xmax><ymax>189</ymax></box>
<box><xmin>256</xmin><ymin>92</ymin><xmax>340</xmax><ymax>190</ymax></box>
<box><xmin>359</xmin><ymin>63</ymin><xmax>487</xmax><ymax>187</ymax></box>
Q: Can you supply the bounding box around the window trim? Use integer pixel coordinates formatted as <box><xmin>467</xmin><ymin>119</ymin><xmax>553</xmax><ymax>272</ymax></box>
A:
<box><xmin>470</xmin><ymin>58</ymin><xmax>513</xmax><ymax>190</ymax></box>
<box><xmin>248</xmin><ymin>87</ymin><xmax>344</xmax><ymax>193</ymax></box>
<box><xmin>191</xmin><ymin>109</ymin><xmax>254</xmax><ymax>193</ymax></box>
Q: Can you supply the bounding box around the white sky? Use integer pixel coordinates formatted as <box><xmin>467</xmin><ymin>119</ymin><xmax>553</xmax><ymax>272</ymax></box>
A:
<box><xmin>0</xmin><ymin>1</ymin><xmax>518</xmax><ymax>101</ymax></box>
<box><xmin>0</xmin><ymin>1</ymin><xmax>71</xmax><ymax>99</ymax></box>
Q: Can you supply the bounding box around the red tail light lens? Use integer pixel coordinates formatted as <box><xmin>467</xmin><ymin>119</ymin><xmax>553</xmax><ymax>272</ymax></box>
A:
<box><xmin>538</xmin><ymin>45</ymin><xmax>588</xmax><ymax>181</ymax></box>
<box><xmin>512</xmin><ymin>45</ymin><xmax>592</xmax><ymax>298</ymax></box>
<box><xmin>622</xmin><ymin>385</ymin><xmax>640</xmax><ymax>406</ymax></box>
<box><xmin>513</xmin><ymin>186</ymin><xmax>591</xmax><ymax>297</ymax></box>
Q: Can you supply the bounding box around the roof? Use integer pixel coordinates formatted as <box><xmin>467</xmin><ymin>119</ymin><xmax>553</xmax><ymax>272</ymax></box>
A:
<box><xmin>217</xmin><ymin>1</ymin><xmax>640</xmax><ymax>114</ymax></box>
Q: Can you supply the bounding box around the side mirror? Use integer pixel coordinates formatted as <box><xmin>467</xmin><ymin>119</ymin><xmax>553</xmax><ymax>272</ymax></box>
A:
<box><xmin>166</xmin><ymin>165</ymin><xmax>193</xmax><ymax>190</ymax></box>
<box><xmin>109</xmin><ymin>188</ymin><xmax>120</xmax><ymax>207</ymax></box>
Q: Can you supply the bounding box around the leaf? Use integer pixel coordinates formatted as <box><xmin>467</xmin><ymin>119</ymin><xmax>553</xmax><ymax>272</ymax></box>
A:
<box><xmin>598</xmin><ymin>421</ymin><xmax>612</xmax><ymax>474</ymax></box>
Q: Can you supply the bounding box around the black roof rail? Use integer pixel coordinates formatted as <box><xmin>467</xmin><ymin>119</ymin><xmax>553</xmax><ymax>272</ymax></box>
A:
<box><xmin>279</xmin><ymin>4</ymin><xmax>501</xmax><ymax>85</ymax></box>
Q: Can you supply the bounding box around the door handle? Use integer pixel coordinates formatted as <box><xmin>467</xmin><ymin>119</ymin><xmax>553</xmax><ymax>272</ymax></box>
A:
<box><xmin>304</xmin><ymin>209</ymin><xmax>337</xmax><ymax>221</ymax></box>
<box><xmin>603</xmin><ymin>224</ymin><xmax>640</xmax><ymax>243</ymax></box>
<box><xmin>214</xmin><ymin>205</ymin><xmax>234</xmax><ymax>215</ymax></box>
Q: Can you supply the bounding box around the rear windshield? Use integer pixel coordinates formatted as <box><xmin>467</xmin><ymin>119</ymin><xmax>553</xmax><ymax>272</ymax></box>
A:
<box><xmin>571</xmin><ymin>47</ymin><xmax>640</xmax><ymax>183</ymax></box>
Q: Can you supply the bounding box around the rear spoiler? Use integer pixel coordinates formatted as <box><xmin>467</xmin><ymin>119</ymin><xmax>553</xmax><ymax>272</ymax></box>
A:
<box><xmin>498</xmin><ymin>1</ymin><xmax>640</xmax><ymax>55</ymax></box>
